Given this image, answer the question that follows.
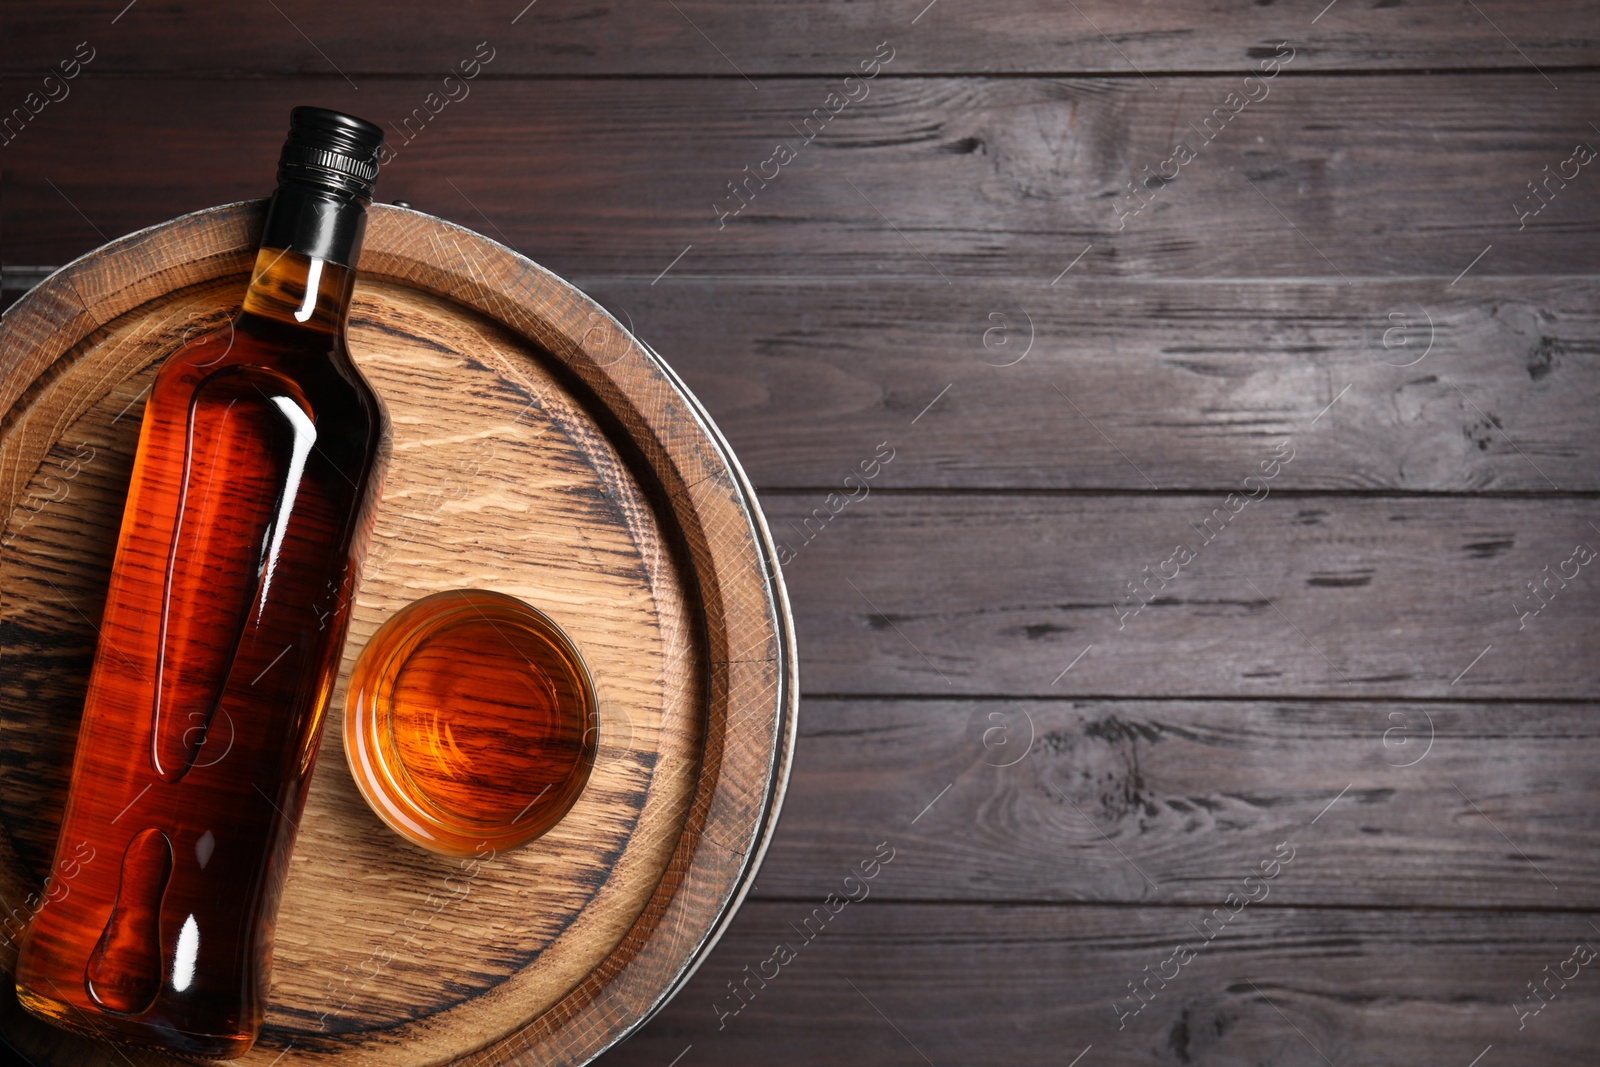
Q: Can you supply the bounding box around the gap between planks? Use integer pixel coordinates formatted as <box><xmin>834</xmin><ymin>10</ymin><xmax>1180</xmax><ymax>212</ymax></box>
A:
<box><xmin>8</xmin><ymin>66</ymin><xmax>1600</xmax><ymax>81</ymax></box>
<box><xmin>736</xmin><ymin>897</ymin><xmax>1600</xmax><ymax>916</ymax></box>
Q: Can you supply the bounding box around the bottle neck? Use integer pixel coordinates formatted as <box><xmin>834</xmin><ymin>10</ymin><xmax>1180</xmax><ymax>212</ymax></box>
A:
<box><xmin>260</xmin><ymin>182</ymin><xmax>369</xmax><ymax>268</ymax></box>
<box><xmin>241</xmin><ymin>247</ymin><xmax>356</xmax><ymax>332</ymax></box>
<box><xmin>245</xmin><ymin>181</ymin><xmax>367</xmax><ymax>332</ymax></box>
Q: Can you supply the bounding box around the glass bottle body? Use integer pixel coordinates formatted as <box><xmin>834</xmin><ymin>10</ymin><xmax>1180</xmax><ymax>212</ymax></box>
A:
<box><xmin>14</xmin><ymin>248</ymin><xmax>387</xmax><ymax>1059</ymax></box>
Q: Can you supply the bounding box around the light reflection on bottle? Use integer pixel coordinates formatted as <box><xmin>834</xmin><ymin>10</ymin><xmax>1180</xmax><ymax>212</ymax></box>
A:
<box><xmin>172</xmin><ymin>915</ymin><xmax>200</xmax><ymax>993</ymax></box>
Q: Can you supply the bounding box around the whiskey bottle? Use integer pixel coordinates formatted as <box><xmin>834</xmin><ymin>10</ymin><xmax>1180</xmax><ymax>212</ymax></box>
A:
<box><xmin>15</xmin><ymin>107</ymin><xmax>390</xmax><ymax>1059</ymax></box>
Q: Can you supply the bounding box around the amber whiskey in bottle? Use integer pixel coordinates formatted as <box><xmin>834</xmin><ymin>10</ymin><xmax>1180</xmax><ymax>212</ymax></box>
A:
<box><xmin>15</xmin><ymin>108</ymin><xmax>390</xmax><ymax>1058</ymax></box>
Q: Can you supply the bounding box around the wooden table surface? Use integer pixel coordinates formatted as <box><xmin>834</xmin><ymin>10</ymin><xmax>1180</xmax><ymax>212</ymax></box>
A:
<box><xmin>3</xmin><ymin>3</ymin><xmax>1598</xmax><ymax>1065</ymax></box>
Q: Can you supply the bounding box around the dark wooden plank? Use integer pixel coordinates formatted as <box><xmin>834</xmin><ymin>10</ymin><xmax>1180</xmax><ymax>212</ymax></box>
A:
<box><xmin>9</xmin><ymin>274</ymin><xmax>1597</xmax><ymax>492</ymax></box>
<box><xmin>578</xmin><ymin>276</ymin><xmax>1600</xmax><ymax>492</ymax></box>
<box><xmin>4</xmin><ymin>75</ymin><xmax>1597</xmax><ymax>277</ymax></box>
<box><xmin>750</xmin><ymin>698</ymin><xmax>1600</xmax><ymax>908</ymax></box>
<box><xmin>769</xmin><ymin>494</ymin><xmax>1600</xmax><ymax>698</ymax></box>
<box><xmin>600</xmin><ymin>902</ymin><xmax>1600</xmax><ymax>1065</ymax></box>
<box><xmin>7</xmin><ymin>1</ymin><xmax>1598</xmax><ymax>75</ymax></box>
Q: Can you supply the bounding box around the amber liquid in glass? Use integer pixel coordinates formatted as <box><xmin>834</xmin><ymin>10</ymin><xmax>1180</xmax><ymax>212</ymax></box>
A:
<box><xmin>14</xmin><ymin>246</ymin><xmax>387</xmax><ymax>1058</ymax></box>
<box><xmin>345</xmin><ymin>590</ymin><xmax>597</xmax><ymax>857</ymax></box>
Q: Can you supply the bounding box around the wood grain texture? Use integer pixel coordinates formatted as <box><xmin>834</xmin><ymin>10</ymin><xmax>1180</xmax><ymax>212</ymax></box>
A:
<box><xmin>11</xmin><ymin>274</ymin><xmax>1600</xmax><ymax>493</ymax></box>
<box><xmin>600</xmin><ymin>902</ymin><xmax>1600</xmax><ymax>1066</ymax></box>
<box><xmin>577</xmin><ymin>276</ymin><xmax>1600</xmax><ymax>491</ymax></box>
<box><xmin>770</xmin><ymin>493</ymin><xmax>1600</xmax><ymax>698</ymax></box>
<box><xmin>754</xmin><ymin>698</ymin><xmax>1600</xmax><ymax>908</ymax></box>
<box><xmin>4</xmin><ymin>75</ymin><xmax>1598</xmax><ymax>278</ymax></box>
<box><xmin>0</xmin><ymin>203</ymin><xmax>797</xmax><ymax>1066</ymax></box>
<box><xmin>5</xmin><ymin>7</ymin><xmax>1599</xmax><ymax>1061</ymax></box>
<box><xmin>6</xmin><ymin>0</ymin><xmax>1597</xmax><ymax>74</ymax></box>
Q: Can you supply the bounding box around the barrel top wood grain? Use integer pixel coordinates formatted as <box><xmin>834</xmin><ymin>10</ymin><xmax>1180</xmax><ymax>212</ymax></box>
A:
<box><xmin>0</xmin><ymin>201</ymin><xmax>798</xmax><ymax>1067</ymax></box>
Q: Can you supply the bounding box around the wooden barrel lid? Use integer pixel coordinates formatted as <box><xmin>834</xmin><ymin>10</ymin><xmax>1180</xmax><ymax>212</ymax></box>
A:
<box><xmin>0</xmin><ymin>202</ymin><xmax>798</xmax><ymax>1066</ymax></box>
